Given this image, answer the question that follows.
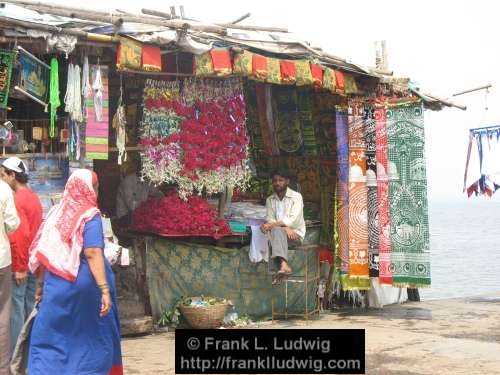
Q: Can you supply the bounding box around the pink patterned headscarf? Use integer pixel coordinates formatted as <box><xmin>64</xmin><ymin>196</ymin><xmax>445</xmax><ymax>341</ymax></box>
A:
<box><xmin>29</xmin><ymin>169</ymin><xmax>100</xmax><ymax>282</ymax></box>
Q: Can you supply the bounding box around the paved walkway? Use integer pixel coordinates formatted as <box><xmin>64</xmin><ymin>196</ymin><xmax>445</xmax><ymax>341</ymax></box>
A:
<box><xmin>122</xmin><ymin>293</ymin><xmax>500</xmax><ymax>374</ymax></box>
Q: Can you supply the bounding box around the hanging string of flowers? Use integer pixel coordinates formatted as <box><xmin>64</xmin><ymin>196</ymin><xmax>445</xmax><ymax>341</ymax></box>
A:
<box><xmin>131</xmin><ymin>192</ymin><xmax>232</xmax><ymax>238</ymax></box>
<box><xmin>140</xmin><ymin>78</ymin><xmax>250</xmax><ymax>199</ymax></box>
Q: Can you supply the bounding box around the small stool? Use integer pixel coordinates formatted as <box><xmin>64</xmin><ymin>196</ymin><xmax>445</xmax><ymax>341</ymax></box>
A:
<box><xmin>271</xmin><ymin>244</ymin><xmax>320</xmax><ymax>321</ymax></box>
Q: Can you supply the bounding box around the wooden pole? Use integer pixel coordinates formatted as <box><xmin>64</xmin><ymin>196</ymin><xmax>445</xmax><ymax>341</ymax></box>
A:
<box><xmin>217</xmin><ymin>23</ymin><xmax>288</xmax><ymax>33</ymax></box>
<box><xmin>0</xmin><ymin>16</ymin><xmax>118</xmax><ymax>42</ymax></box>
<box><xmin>452</xmin><ymin>84</ymin><xmax>492</xmax><ymax>97</ymax></box>
<box><xmin>141</xmin><ymin>8</ymin><xmax>172</xmax><ymax>20</ymax></box>
<box><xmin>5</xmin><ymin>0</ymin><xmax>287</xmax><ymax>33</ymax></box>
<box><xmin>4</xmin><ymin>0</ymin><xmax>226</xmax><ymax>33</ymax></box>
<box><xmin>230</xmin><ymin>13</ymin><xmax>251</xmax><ymax>24</ymax></box>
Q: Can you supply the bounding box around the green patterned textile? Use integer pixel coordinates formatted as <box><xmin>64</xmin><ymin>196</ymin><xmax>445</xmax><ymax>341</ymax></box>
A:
<box><xmin>312</xmin><ymin>93</ymin><xmax>337</xmax><ymax>247</ymax></box>
<box><xmin>244</xmin><ymin>81</ymin><xmax>265</xmax><ymax>161</ymax></box>
<box><xmin>146</xmin><ymin>238</ymin><xmax>319</xmax><ymax>320</ymax></box>
<box><xmin>297</xmin><ymin>87</ymin><xmax>317</xmax><ymax>156</ymax></box>
<box><xmin>387</xmin><ymin>103</ymin><xmax>431</xmax><ymax>287</ymax></box>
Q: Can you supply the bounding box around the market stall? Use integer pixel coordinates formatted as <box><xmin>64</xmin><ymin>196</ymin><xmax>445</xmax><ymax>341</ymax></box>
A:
<box><xmin>0</xmin><ymin>1</ymin><xmax>464</xmax><ymax>329</ymax></box>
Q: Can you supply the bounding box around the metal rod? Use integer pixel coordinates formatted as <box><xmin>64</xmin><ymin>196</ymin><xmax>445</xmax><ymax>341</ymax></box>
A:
<box><xmin>470</xmin><ymin>124</ymin><xmax>500</xmax><ymax>132</ymax></box>
<box><xmin>452</xmin><ymin>84</ymin><xmax>492</xmax><ymax>97</ymax></box>
<box><xmin>16</xmin><ymin>46</ymin><xmax>51</xmax><ymax>69</ymax></box>
<box><xmin>14</xmin><ymin>86</ymin><xmax>48</xmax><ymax>108</ymax></box>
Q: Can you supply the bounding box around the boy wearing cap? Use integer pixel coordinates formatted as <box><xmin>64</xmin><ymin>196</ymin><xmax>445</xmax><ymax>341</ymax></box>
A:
<box><xmin>1</xmin><ymin>156</ymin><xmax>42</xmax><ymax>353</ymax></box>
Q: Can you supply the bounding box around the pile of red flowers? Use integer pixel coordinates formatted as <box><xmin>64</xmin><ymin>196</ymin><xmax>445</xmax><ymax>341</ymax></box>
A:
<box><xmin>131</xmin><ymin>192</ymin><xmax>232</xmax><ymax>239</ymax></box>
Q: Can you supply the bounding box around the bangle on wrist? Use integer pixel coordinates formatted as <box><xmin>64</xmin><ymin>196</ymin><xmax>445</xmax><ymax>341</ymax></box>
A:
<box><xmin>98</xmin><ymin>283</ymin><xmax>109</xmax><ymax>289</ymax></box>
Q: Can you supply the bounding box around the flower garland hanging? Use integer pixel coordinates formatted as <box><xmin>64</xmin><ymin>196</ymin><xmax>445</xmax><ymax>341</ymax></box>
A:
<box><xmin>140</xmin><ymin>78</ymin><xmax>250</xmax><ymax>199</ymax></box>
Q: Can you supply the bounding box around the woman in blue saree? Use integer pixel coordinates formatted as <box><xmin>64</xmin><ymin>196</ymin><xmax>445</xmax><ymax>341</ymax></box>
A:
<box><xmin>27</xmin><ymin>169</ymin><xmax>122</xmax><ymax>374</ymax></box>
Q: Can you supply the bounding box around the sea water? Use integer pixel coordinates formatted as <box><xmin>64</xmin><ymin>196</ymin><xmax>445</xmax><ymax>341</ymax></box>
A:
<box><xmin>420</xmin><ymin>199</ymin><xmax>500</xmax><ymax>300</ymax></box>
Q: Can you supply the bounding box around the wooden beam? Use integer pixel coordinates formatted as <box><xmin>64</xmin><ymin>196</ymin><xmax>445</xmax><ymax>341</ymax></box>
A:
<box><xmin>217</xmin><ymin>23</ymin><xmax>288</xmax><ymax>33</ymax></box>
<box><xmin>4</xmin><ymin>0</ymin><xmax>226</xmax><ymax>33</ymax></box>
<box><xmin>141</xmin><ymin>8</ymin><xmax>172</xmax><ymax>20</ymax></box>
<box><xmin>0</xmin><ymin>15</ymin><xmax>118</xmax><ymax>43</ymax></box>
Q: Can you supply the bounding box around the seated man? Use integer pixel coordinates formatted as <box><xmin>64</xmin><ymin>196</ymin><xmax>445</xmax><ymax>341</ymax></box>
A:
<box><xmin>260</xmin><ymin>169</ymin><xmax>305</xmax><ymax>275</ymax></box>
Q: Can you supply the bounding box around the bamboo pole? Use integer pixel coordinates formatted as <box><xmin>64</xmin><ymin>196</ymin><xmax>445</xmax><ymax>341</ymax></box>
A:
<box><xmin>218</xmin><ymin>23</ymin><xmax>288</xmax><ymax>33</ymax></box>
<box><xmin>0</xmin><ymin>15</ymin><xmax>118</xmax><ymax>43</ymax></box>
<box><xmin>230</xmin><ymin>13</ymin><xmax>251</xmax><ymax>24</ymax></box>
<box><xmin>141</xmin><ymin>8</ymin><xmax>172</xmax><ymax>20</ymax></box>
<box><xmin>4</xmin><ymin>0</ymin><xmax>226</xmax><ymax>33</ymax></box>
<box><xmin>141</xmin><ymin>6</ymin><xmax>287</xmax><ymax>32</ymax></box>
<box><xmin>452</xmin><ymin>84</ymin><xmax>492</xmax><ymax>97</ymax></box>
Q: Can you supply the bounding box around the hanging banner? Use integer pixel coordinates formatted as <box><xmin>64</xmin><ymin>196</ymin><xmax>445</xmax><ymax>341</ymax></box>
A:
<box><xmin>15</xmin><ymin>47</ymin><xmax>50</xmax><ymax>107</ymax></box>
<box><xmin>0</xmin><ymin>49</ymin><xmax>15</xmax><ymax>109</ymax></box>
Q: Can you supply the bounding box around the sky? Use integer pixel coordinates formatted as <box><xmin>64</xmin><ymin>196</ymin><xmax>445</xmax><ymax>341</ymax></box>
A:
<box><xmin>63</xmin><ymin>0</ymin><xmax>500</xmax><ymax>202</ymax></box>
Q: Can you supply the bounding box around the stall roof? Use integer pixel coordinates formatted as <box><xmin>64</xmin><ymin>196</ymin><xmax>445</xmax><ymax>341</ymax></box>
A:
<box><xmin>0</xmin><ymin>0</ymin><xmax>465</xmax><ymax>111</ymax></box>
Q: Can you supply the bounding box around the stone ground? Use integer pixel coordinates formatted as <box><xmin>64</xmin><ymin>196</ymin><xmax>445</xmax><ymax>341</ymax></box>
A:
<box><xmin>121</xmin><ymin>292</ymin><xmax>500</xmax><ymax>375</ymax></box>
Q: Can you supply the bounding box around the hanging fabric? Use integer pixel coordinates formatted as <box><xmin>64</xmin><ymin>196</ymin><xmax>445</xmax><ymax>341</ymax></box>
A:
<box><xmin>64</xmin><ymin>63</ymin><xmax>83</xmax><ymax>122</ymax></box>
<box><xmin>85</xmin><ymin>64</ymin><xmax>109</xmax><ymax>160</ymax></box>
<box><xmin>464</xmin><ymin>125</ymin><xmax>500</xmax><ymax>196</ymax></box>
<box><xmin>364</xmin><ymin>105</ymin><xmax>379</xmax><ymax>278</ymax></box>
<box><xmin>81</xmin><ymin>56</ymin><xmax>91</xmax><ymax>119</ymax></box>
<box><xmin>112</xmin><ymin>74</ymin><xmax>127</xmax><ymax>165</ymax></box>
<box><xmin>386</xmin><ymin>103</ymin><xmax>430</xmax><ymax>288</ymax></box>
<box><xmin>346</xmin><ymin>101</ymin><xmax>369</xmax><ymax>289</ymax></box>
<box><xmin>49</xmin><ymin>57</ymin><xmax>61</xmax><ymax>138</ymax></box>
<box><xmin>92</xmin><ymin>64</ymin><xmax>103</xmax><ymax>122</ymax></box>
<box><xmin>375</xmin><ymin>107</ymin><xmax>392</xmax><ymax>285</ymax></box>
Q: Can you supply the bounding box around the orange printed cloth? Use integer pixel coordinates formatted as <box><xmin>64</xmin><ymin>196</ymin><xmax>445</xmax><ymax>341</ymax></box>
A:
<box><xmin>310</xmin><ymin>63</ymin><xmax>324</xmax><ymax>87</ymax></box>
<box><xmin>251</xmin><ymin>53</ymin><xmax>268</xmax><ymax>81</ymax></box>
<box><xmin>322</xmin><ymin>68</ymin><xmax>336</xmax><ymax>92</ymax></box>
<box><xmin>209</xmin><ymin>49</ymin><xmax>232</xmax><ymax>76</ymax></box>
<box><xmin>295</xmin><ymin>60</ymin><xmax>313</xmax><ymax>86</ymax></box>
<box><xmin>232</xmin><ymin>50</ymin><xmax>253</xmax><ymax>76</ymax></box>
<box><xmin>193</xmin><ymin>52</ymin><xmax>214</xmax><ymax>76</ymax></box>
<box><xmin>116</xmin><ymin>37</ymin><xmax>142</xmax><ymax>71</ymax></box>
<box><xmin>142</xmin><ymin>45</ymin><xmax>162</xmax><ymax>72</ymax></box>
<box><xmin>280</xmin><ymin>60</ymin><xmax>296</xmax><ymax>84</ymax></box>
<box><xmin>334</xmin><ymin>70</ymin><xmax>345</xmax><ymax>94</ymax></box>
<box><xmin>347</xmin><ymin>102</ymin><xmax>369</xmax><ymax>281</ymax></box>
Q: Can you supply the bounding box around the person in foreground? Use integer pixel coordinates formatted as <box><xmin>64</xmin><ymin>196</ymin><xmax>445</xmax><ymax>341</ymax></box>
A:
<box><xmin>1</xmin><ymin>157</ymin><xmax>43</xmax><ymax>353</ymax></box>
<box><xmin>27</xmin><ymin>169</ymin><xmax>123</xmax><ymax>375</ymax></box>
<box><xmin>260</xmin><ymin>169</ymin><xmax>306</xmax><ymax>276</ymax></box>
<box><xmin>0</xmin><ymin>178</ymin><xmax>20</xmax><ymax>375</ymax></box>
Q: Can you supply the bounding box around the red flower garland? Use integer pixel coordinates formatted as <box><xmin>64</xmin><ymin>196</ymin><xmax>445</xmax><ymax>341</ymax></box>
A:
<box><xmin>142</xmin><ymin>95</ymin><xmax>248</xmax><ymax>184</ymax></box>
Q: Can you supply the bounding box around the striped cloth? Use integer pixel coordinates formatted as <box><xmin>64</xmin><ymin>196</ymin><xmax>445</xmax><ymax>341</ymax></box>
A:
<box><xmin>85</xmin><ymin>65</ymin><xmax>109</xmax><ymax>160</ymax></box>
<box><xmin>364</xmin><ymin>105</ymin><xmax>379</xmax><ymax>277</ymax></box>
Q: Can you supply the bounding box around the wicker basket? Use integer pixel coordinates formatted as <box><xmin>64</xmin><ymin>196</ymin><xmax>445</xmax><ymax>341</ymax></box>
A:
<box><xmin>179</xmin><ymin>303</ymin><xmax>230</xmax><ymax>329</ymax></box>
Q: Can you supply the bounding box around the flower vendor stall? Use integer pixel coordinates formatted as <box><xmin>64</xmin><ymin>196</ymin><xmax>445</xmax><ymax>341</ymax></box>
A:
<box><xmin>0</xmin><ymin>1</ymin><xmax>465</xmax><ymax>328</ymax></box>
